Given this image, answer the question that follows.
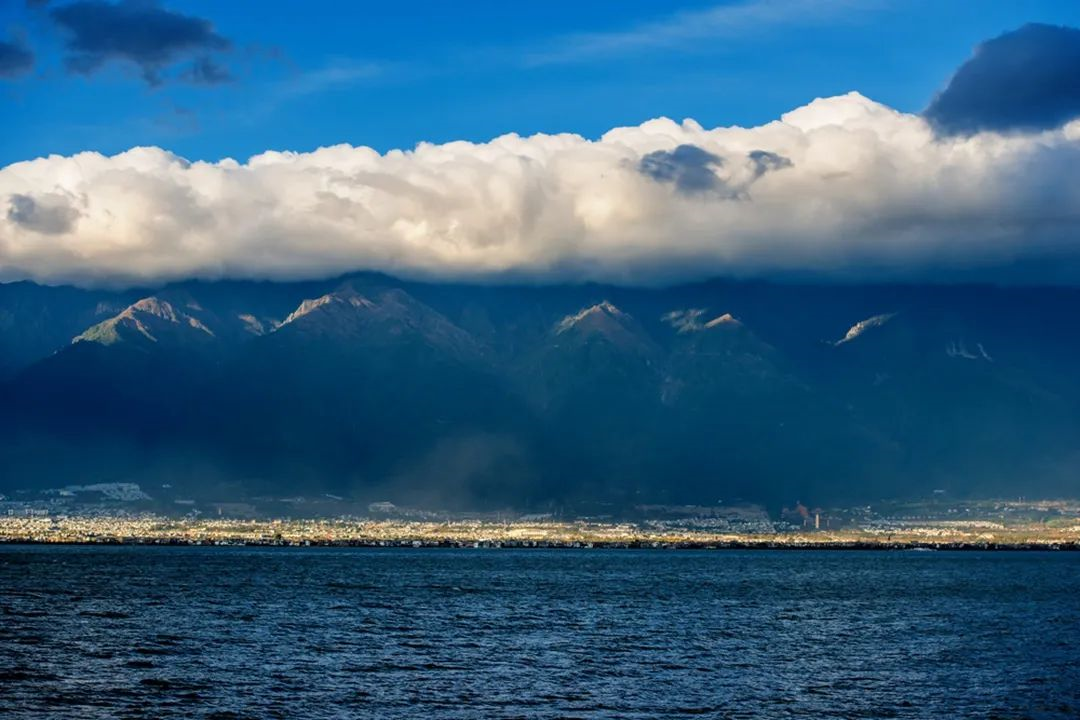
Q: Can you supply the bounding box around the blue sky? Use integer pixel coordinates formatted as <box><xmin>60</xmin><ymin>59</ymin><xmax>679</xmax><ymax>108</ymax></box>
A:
<box><xmin>3</xmin><ymin>0</ymin><xmax>1080</xmax><ymax>166</ymax></box>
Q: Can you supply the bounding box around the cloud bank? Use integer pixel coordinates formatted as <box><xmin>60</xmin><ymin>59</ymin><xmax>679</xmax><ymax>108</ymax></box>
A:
<box><xmin>4</xmin><ymin>92</ymin><xmax>1080</xmax><ymax>287</ymax></box>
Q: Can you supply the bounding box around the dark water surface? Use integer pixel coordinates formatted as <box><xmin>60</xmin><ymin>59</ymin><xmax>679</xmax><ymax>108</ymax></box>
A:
<box><xmin>2</xmin><ymin>546</ymin><xmax>1079</xmax><ymax>719</ymax></box>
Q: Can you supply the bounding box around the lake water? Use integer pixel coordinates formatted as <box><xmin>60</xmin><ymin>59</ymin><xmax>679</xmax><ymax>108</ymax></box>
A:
<box><xmin>2</xmin><ymin>546</ymin><xmax>1078</xmax><ymax>719</ymax></box>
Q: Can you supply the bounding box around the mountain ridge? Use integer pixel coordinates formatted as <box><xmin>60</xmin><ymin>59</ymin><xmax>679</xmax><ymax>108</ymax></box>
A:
<box><xmin>2</xmin><ymin>274</ymin><xmax>1078</xmax><ymax>510</ymax></box>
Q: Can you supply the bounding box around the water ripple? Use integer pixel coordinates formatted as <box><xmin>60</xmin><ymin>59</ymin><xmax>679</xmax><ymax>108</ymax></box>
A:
<box><xmin>1</xmin><ymin>547</ymin><xmax>1079</xmax><ymax>719</ymax></box>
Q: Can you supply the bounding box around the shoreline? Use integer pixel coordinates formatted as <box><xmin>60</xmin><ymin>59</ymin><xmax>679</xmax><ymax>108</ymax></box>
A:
<box><xmin>2</xmin><ymin>538</ymin><xmax>1077</xmax><ymax>551</ymax></box>
<box><xmin>5</xmin><ymin>515</ymin><xmax>1080</xmax><ymax>551</ymax></box>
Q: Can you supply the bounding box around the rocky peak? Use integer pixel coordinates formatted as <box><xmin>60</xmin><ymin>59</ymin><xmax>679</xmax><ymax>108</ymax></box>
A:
<box><xmin>835</xmin><ymin>313</ymin><xmax>895</xmax><ymax>345</ymax></box>
<box><xmin>74</xmin><ymin>296</ymin><xmax>214</xmax><ymax>346</ymax></box>
<box><xmin>555</xmin><ymin>301</ymin><xmax>628</xmax><ymax>335</ymax></box>
<box><xmin>662</xmin><ymin>309</ymin><xmax>743</xmax><ymax>333</ymax></box>
<box><xmin>554</xmin><ymin>301</ymin><xmax>657</xmax><ymax>357</ymax></box>
<box><xmin>272</xmin><ymin>284</ymin><xmax>480</xmax><ymax>360</ymax></box>
<box><xmin>704</xmin><ymin>313</ymin><xmax>742</xmax><ymax>329</ymax></box>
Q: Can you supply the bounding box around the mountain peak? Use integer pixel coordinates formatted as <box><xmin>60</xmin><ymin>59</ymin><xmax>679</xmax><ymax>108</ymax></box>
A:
<box><xmin>662</xmin><ymin>308</ymin><xmax>742</xmax><ymax>333</ymax></box>
<box><xmin>553</xmin><ymin>301</ymin><xmax>658</xmax><ymax>357</ymax></box>
<box><xmin>835</xmin><ymin>313</ymin><xmax>895</xmax><ymax>345</ymax></box>
<box><xmin>271</xmin><ymin>284</ymin><xmax>480</xmax><ymax>360</ymax></box>
<box><xmin>704</xmin><ymin>313</ymin><xmax>742</xmax><ymax>329</ymax></box>
<box><xmin>237</xmin><ymin>314</ymin><xmax>271</xmax><ymax>336</ymax></box>
<box><xmin>74</xmin><ymin>296</ymin><xmax>214</xmax><ymax>346</ymax></box>
<box><xmin>128</xmin><ymin>297</ymin><xmax>178</xmax><ymax>320</ymax></box>
<box><xmin>555</xmin><ymin>301</ymin><xmax>626</xmax><ymax>334</ymax></box>
<box><xmin>279</xmin><ymin>289</ymin><xmax>377</xmax><ymax>328</ymax></box>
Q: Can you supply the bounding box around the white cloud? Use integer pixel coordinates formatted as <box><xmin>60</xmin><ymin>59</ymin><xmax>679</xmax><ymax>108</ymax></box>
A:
<box><xmin>3</xmin><ymin>91</ymin><xmax>1080</xmax><ymax>287</ymax></box>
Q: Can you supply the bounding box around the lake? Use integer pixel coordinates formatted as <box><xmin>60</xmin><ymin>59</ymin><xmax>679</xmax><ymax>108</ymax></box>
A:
<box><xmin>2</xmin><ymin>546</ymin><xmax>1078</xmax><ymax>718</ymax></box>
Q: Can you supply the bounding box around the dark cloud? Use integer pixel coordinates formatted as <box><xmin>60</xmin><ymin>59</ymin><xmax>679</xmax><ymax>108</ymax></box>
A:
<box><xmin>182</xmin><ymin>56</ymin><xmax>231</xmax><ymax>85</ymax></box>
<box><xmin>639</xmin><ymin>144</ymin><xmax>724</xmax><ymax>193</ymax></box>
<box><xmin>639</xmin><ymin>147</ymin><xmax>792</xmax><ymax>197</ymax></box>
<box><xmin>0</xmin><ymin>37</ymin><xmax>34</xmax><ymax>79</ymax></box>
<box><xmin>925</xmin><ymin>23</ymin><xmax>1080</xmax><ymax>136</ymax></box>
<box><xmin>8</xmin><ymin>194</ymin><xmax>81</xmax><ymax>235</ymax></box>
<box><xmin>748</xmin><ymin>150</ymin><xmax>793</xmax><ymax>178</ymax></box>
<box><xmin>49</xmin><ymin>0</ymin><xmax>231</xmax><ymax>86</ymax></box>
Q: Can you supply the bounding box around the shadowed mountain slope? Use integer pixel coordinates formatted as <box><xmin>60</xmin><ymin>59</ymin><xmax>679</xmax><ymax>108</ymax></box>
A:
<box><xmin>2</xmin><ymin>275</ymin><xmax>1079</xmax><ymax>509</ymax></box>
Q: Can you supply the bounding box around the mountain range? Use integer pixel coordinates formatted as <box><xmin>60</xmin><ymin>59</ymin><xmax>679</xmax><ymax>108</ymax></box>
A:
<box><xmin>2</xmin><ymin>274</ymin><xmax>1078</xmax><ymax>511</ymax></box>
